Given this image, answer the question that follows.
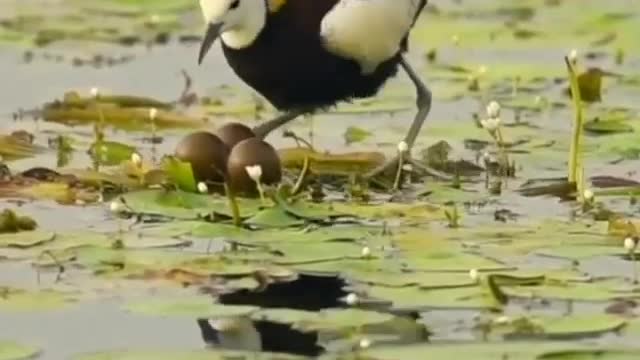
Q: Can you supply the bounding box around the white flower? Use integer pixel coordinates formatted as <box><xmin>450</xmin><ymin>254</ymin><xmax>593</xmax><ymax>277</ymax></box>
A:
<box><xmin>109</xmin><ymin>201</ymin><xmax>123</xmax><ymax>213</ymax></box>
<box><xmin>361</xmin><ymin>246</ymin><xmax>371</xmax><ymax>258</ymax></box>
<box><xmin>131</xmin><ymin>152</ymin><xmax>142</xmax><ymax>166</ymax></box>
<box><xmin>493</xmin><ymin>315</ymin><xmax>511</xmax><ymax>325</ymax></box>
<box><xmin>568</xmin><ymin>49</ymin><xmax>578</xmax><ymax>63</ymax></box>
<box><xmin>149</xmin><ymin>14</ymin><xmax>161</xmax><ymax>24</ymax></box>
<box><xmin>245</xmin><ymin>165</ymin><xmax>263</xmax><ymax>182</ymax></box>
<box><xmin>149</xmin><ymin>107</ymin><xmax>158</xmax><ymax>121</ymax></box>
<box><xmin>480</xmin><ymin>117</ymin><xmax>501</xmax><ymax>132</ymax></box>
<box><xmin>359</xmin><ymin>338</ymin><xmax>372</xmax><ymax>349</ymax></box>
<box><xmin>344</xmin><ymin>293</ymin><xmax>359</xmax><ymax>305</ymax></box>
<box><xmin>624</xmin><ymin>237</ymin><xmax>637</xmax><ymax>252</ymax></box>
<box><xmin>469</xmin><ymin>268</ymin><xmax>479</xmax><ymax>282</ymax></box>
<box><xmin>478</xmin><ymin>65</ymin><xmax>488</xmax><ymax>75</ymax></box>
<box><xmin>397</xmin><ymin>141</ymin><xmax>409</xmax><ymax>154</ymax></box>
<box><xmin>486</xmin><ymin>101</ymin><xmax>501</xmax><ymax>119</ymax></box>
<box><xmin>197</xmin><ymin>182</ymin><xmax>209</xmax><ymax>194</ymax></box>
<box><xmin>583</xmin><ymin>189</ymin><xmax>594</xmax><ymax>201</ymax></box>
<box><xmin>90</xmin><ymin>87</ymin><xmax>99</xmax><ymax>98</ymax></box>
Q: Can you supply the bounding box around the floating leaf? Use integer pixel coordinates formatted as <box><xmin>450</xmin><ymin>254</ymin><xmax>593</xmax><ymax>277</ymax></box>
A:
<box><xmin>0</xmin><ymin>231</ymin><xmax>55</xmax><ymax>249</ymax></box>
<box><xmin>343</xmin><ymin>126</ymin><xmax>372</xmax><ymax>145</ymax></box>
<box><xmin>0</xmin><ymin>340</ymin><xmax>40</xmax><ymax>360</ymax></box>
<box><xmin>162</xmin><ymin>156</ymin><xmax>197</xmax><ymax>193</ymax></box>
<box><xmin>125</xmin><ymin>296</ymin><xmax>257</xmax><ymax>318</ymax></box>
<box><xmin>0</xmin><ymin>288</ymin><xmax>76</xmax><ymax>312</ymax></box>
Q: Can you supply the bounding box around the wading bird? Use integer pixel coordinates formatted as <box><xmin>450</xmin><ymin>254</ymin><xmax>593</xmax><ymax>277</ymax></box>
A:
<box><xmin>197</xmin><ymin>0</ymin><xmax>431</xmax><ymax>178</ymax></box>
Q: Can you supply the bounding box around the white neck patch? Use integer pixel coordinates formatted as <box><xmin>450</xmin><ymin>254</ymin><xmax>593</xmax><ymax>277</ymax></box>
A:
<box><xmin>221</xmin><ymin>0</ymin><xmax>267</xmax><ymax>49</ymax></box>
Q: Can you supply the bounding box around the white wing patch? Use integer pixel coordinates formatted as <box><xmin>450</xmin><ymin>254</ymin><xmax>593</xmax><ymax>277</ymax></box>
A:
<box><xmin>320</xmin><ymin>0</ymin><xmax>422</xmax><ymax>74</ymax></box>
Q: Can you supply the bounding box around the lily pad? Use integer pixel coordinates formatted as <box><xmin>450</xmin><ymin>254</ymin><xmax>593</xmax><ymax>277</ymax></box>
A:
<box><xmin>125</xmin><ymin>297</ymin><xmax>257</xmax><ymax>318</ymax></box>
<box><xmin>0</xmin><ymin>341</ymin><xmax>39</xmax><ymax>360</ymax></box>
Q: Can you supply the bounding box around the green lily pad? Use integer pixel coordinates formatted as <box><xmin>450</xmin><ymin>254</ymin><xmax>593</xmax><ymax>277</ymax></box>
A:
<box><xmin>0</xmin><ymin>341</ymin><xmax>39</xmax><ymax>360</ymax></box>
<box><xmin>0</xmin><ymin>231</ymin><xmax>55</xmax><ymax>249</ymax></box>
<box><xmin>89</xmin><ymin>140</ymin><xmax>137</xmax><ymax>167</ymax></box>
<box><xmin>73</xmin><ymin>349</ymin><xmax>305</xmax><ymax>360</ymax></box>
<box><xmin>0</xmin><ymin>288</ymin><xmax>77</xmax><ymax>312</ymax></box>
<box><xmin>243</xmin><ymin>206</ymin><xmax>305</xmax><ymax>229</ymax></box>
<box><xmin>125</xmin><ymin>296</ymin><xmax>257</xmax><ymax>318</ymax></box>
<box><xmin>363</xmin><ymin>342</ymin><xmax>640</xmax><ymax>360</ymax></box>
<box><xmin>366</xmin><ymin>285</ymin><xmax>500</xmax><ymax>311</ymax></box>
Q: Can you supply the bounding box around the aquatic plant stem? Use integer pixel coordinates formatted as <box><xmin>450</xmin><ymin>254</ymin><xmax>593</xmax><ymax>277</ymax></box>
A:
<box><xmin>256</xmin><ymin>181</ymin><xmax>267</xmax><ymax>206</ymax></box>
<box><xmin>565</xmin><ymin>56</ymin><xmax>584</xmax><ymax>193</ymax></box>
<box><xmin>392</xmin><ymin>154</ymin><xmax>405</xmax><ymax>191</ymax></box>
<box><xmin>224</xmin><ymin>182</ymin><xmax>242</xmax><ymax>227</ymax></box>
<box><xmin>632</xmin><ymin>250</ymin><xmax>638</xmax><ymax>284</ymax></box>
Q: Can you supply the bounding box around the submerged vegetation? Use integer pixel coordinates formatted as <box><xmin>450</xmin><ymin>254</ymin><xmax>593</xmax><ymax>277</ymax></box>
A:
<box><xmin>1</xmin><ymin>0</ymin><xmax>640</xmax><ymax>359</ymax></box>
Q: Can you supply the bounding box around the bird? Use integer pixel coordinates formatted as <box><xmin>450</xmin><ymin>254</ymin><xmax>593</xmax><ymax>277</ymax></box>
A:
<box><xmin>196</xmin><ymin>0</ymin><xmax>432</xmax><ymax>179</ymax></box>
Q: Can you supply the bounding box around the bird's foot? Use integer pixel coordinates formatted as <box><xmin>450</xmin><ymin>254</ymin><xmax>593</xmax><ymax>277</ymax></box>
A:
<box><xmin>364</xmin><ymin>153</ymin><xmax>453</xmax><ymax>191</ymax></box>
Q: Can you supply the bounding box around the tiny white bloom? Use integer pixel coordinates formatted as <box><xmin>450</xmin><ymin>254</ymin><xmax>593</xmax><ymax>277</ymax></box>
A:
<box><xmin>197</xmin><ymin>182</ymin><xmax>209</xmax><ymax>194</ymax></box>
<box><xmin>568</xmin><ymin>49</ymin><xmax>578</xmax><ymax>63</ymax></box>
<box><xmin>90</xmin><ymin>87</ymin><xmax>99</xmax><ymax>98</ymax></box>
<box><xmin>480</xmin><ymin>117</ymin><xmax>501</xmax><ymax>132</ymax></box>
<box><xmin>493</xmin><ymin>315</ymin><xmax>511</xmax><ymax>325</ymax></box>
<box><xmin>478</xmin><ymin>65</ymin><xmax>488</xmax><ymax>75</ymax></box>
<box><xmin>401</xmin><ymin>164</ymin><xmax>413</xmax><ymax>172</ymax></box>
<box><xmin>469</xmin><ymin>268</ymin><xmax>479</xmax><ymax>282</ymax></box>
<box><xmin>583</xmin><ymin>189</ymin><xmax>594</xmax><ymax>201</ymax></box>
<box><xmin>397</xmin><ymin>141</ymin><xmax>409</xmax><ymax>154</ymax></box>
<box><xmin>245</xmin><ymin>165</ymin><xmax>263</xmax><ymax>182</ymax></box>
<box><xmin>109</xmin><ymin>201</ymin><xmax>122</xmax><ymax>213</ymax></box>
<box><xmin>131</xmin><ymin>152</ymin><xmax>142</xmax><ymax>166</ymax></box>
<box><xmin>486</xmin><ymin>101</ymin><xmax>501</xmax><ymax>119</ymax></box>
<box><xmin>149</xmin><ymin>107</ymin><xmax>158</xmax><ymax>121</ymax></box>
<box><xmin>624</xmin><ymin>237</ymin><xmax>637</xmax><ymax>252</ymax></box>
<box><xmin>359</xmin><ymin>338</ymin><xmax>371</xmax><ymax>349</ymax></box>
<box><xmin>361</xmin><ymin>246</ymin><xmax>371</xmax><ymax>258</ymax></box>
<box><xmin>344</xmin><ymin>293</ymin><xmax>359</xmax><ymax>305</ymax></box>
<box><xmin>149</xmin><ymin>14</ymin><xmax>161</xmax><ymax>24</ymax></box>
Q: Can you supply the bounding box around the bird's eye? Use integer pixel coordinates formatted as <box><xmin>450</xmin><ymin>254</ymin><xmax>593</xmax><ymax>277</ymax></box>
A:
<box><xmin>229</xmin><ymin>0</ymin><xmax>240</xmax><ymax>9</ymax></box>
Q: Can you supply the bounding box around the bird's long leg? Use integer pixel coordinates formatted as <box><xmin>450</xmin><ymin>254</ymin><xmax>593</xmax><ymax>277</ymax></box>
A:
<box><xmin>365</xmin><ymin>56</ymin><xmax>432</xmax><ymax>181</ymax></box>
<box><xmin>252</xmin><ymin>108</ymin><xmax>307</xmax><ymax>139</ymax></box>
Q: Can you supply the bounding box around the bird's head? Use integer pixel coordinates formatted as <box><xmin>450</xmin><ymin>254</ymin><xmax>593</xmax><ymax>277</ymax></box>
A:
<box><xmin>198</xmin><ymin>0</ymin><xmax>266</xmax><ymax>63</ymax></box>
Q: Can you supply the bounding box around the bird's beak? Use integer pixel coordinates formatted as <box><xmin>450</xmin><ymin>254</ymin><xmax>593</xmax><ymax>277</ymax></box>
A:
<box><xmin>198</xmin><ymin>22</ymin><xmax>224</xmax><ymax>65</ymax></box>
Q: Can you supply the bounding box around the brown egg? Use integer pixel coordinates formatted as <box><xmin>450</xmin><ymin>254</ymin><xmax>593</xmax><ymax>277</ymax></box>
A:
<box><xmin>175</xmin><ymin>131</ymin><xmax>230</xmax><ymax>183</ymax></box>
<box><xmin>215</xmin><ymin>122</ymin><xmax>256</xmax><ymax>149</ymax></box>
<box><xmin>226</xmin><ymin>138</ymin><xmax>282</xmax><ymax>195</ymax></box>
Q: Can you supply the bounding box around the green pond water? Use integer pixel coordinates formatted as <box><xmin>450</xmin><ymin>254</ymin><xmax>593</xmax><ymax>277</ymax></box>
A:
<box><xmin>1</xmin><ymin>0</ymin><xmax>640</xmax><ymax>359</ymax></box>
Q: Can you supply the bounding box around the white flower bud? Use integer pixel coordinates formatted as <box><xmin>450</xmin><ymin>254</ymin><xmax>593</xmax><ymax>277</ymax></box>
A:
<box><xmin>344</xmin><ymin>293</ymin><xmax>359</xmax><ymax>305</ymax></box>
<box><xmin>568</xmin><ymin>49</ymin><xmax>578</xmax><ymax>63</ymax></box>
<box><xmin>583</xmin><ymin>189</ymin><xmax>594</xmax><ymax>201</ymax></box>
<box><xmin>397</xmin><ymin>141</ymin><xmax>409</xmax><ymax>154</ymax></box>
<box><xmin>493</xmin><ymin>315</ymin><xmax>510</xmax><ymax>325</ymax></box>
<box><xmin>486</xmin><ymin>101</ymin><xmax>501</xmax><ymax>119</ymax></box>
<box><xmin>361</xmin><ymin>246</ymin><xmax>371</xmax><ymax>258</ymax></box>
<box><xmin>109</xmin><ymin>201</ymin><xmax>123</xmax><ymax>213</ymax></box>
<box><xmin>624</xmin><ymin>237</ymin><xmax>637</xmax><ymax>252</ymax></box>
<box><xmin>359</xmin><ymin>338</ymin><xmax>371</xmax><ymax>349</ymax></box>
<box><xmin>90</xmin><ymin>87</ymin><xmax>99</xmax><ymax>98</ymax></box>
<box><xmin>245</xmin><ymin>165</ymin><xmax>263</xmax><ymax>182</ymax></box>
<box><xmin>197</xmin><ymin>182</ymin><xmax>208</xmax><ymax>194</ymax></box>
<box><xmin>469</xmin><ymin>268</ymin><xmax>479</xmax><ymax>282</ymax></box>
<box><xmin>480</xmin><ymin>117</ymin><xmax>501</xmax><ymax>132</ymax></box>
<box><xmin>131</xmin><ymin>152</ymin><xmax>142</xmax><ymax>166</ymax></box>
<box><xmin>149</xmin><ymin>107</ymin><xmax>158</xmax><ymax>121</ymax></box>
